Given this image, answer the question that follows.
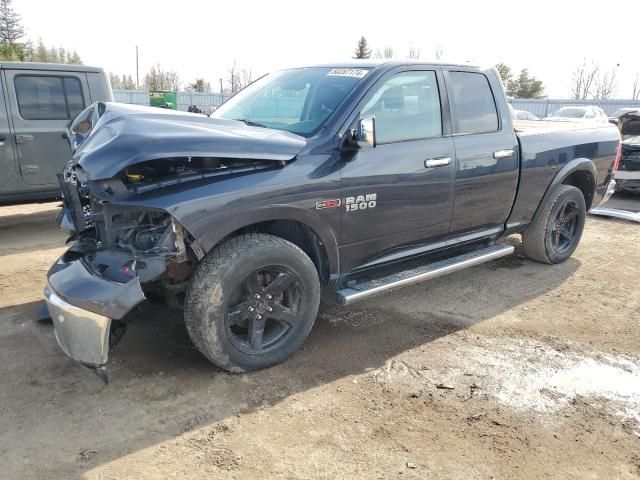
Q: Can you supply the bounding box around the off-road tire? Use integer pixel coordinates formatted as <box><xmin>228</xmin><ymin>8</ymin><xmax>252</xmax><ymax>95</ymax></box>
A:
<box><xmin>523</xmin><ymin>185</ymin><xmax>586</xmax><ymax>264</ymax></box>
<box><xmin>184</xmin><ymin>233</ymin><xmax>320</xmax><ymax>372</ymax></box>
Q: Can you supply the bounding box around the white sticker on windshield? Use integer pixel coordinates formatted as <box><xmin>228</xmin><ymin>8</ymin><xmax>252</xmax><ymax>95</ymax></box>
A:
<box><xmin>327</xmin><ymin>68</ymin><xmax>368</xmax><ymax>78</ymax></box>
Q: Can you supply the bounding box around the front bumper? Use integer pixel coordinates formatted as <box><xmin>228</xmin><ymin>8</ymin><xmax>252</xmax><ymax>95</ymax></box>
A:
<box><xmin>45</xmin><ymin>285</ymin><xmax>111</xmax><ymax>366</ymax></box>
<box><xmin>45</xmin><ymin>254</ymin><xmax>145</xmax><ymax>369</ymax></box>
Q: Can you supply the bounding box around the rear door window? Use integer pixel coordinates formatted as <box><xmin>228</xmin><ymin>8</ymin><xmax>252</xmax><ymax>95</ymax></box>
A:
<box><xmin>448</xmin><ymin>71</ymin><xmax>499</xmax><ymax>134</ymax></box>
<box><xmin>14</xmin><ymin>75</ymin><xmax>85</xmax><ymax>120</ymax></box>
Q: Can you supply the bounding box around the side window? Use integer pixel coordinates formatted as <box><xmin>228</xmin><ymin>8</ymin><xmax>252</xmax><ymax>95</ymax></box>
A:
<box><xmin>14</xmin><ymin>75</ymin><xmax>85</xmax><ymax>120</ymax></box>
<box><xmin>448</xmin><ymin>71</ymin><xmax>499</xmax><ymax>134</ymax></box>
<box><xmin>63</xmin><ymin>77</ymin><xmax>85</xmax><ymax>118</ymax></box>
<box><xmin>361</xmin><ymin>71</ymin><xmax>442</xmax><ymax>144</ymax></box>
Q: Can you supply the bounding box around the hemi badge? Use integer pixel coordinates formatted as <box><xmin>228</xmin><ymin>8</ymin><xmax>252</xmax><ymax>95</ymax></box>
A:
<box><xmin>316</xmin><ymin>199</ymin><xmax>341</xmax><ymax>209</ymax></box>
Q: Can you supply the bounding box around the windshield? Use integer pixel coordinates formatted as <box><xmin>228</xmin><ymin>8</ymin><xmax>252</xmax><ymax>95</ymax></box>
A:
<box><xmin>553</xmin><ymin>107</ymin><xmax>587</xmax><ymax>118</ymax></box>
<box><xmin>212</xmin><ymin>67</ymin><xmax>370</xmax><ymax>137</ymax></box>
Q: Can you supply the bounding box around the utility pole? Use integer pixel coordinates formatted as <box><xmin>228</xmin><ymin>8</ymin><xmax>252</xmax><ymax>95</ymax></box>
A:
<box><xmin>135</xmin><ymin>46</ymin><xmax>139</xmax><ymax>89</ymax></box>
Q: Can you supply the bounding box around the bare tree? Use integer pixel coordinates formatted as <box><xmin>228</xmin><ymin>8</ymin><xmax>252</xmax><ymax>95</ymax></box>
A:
<box><xmin>383</xmin><ymin>46</ymin><xmax>394</xmax><ymax>59</ymax></box>
<box><xmin>434</xmin><ymin>44</ymin><xmax>443</xmax><ymax>60</ymax></box>
<box><xmin>228</xmin><ymin>60</ymin><xmax>240</xmax><ymax>94</ymax></box>
<box><xmin>239</xmin><ymin>69</ymin><xmax>253</xmax><ymax>89</ymax></box>
<box><xmin>570</xmin><ymin>59</ymin><xmax>598</xmax><ymax>100</ymax></box>
<box><xmin>144</xmin><ymin>64</ymin><xmax>180</xmax><ymax>91</ymax></box>
<box><xmin>407</xmin><ymin>46</ymin><xmax>420</xmax><ymax>59</ymax></box>
<box><xmin>373</xmin><ymin>48</ymin><xmax>382</xmax><ymax>59</ymax></box>
<box><xmin>592</xmin><ymin>68</ymin><xmax>617</xmax><ymax>100</ymax></box>
<box><xmin>633</xmin><ymin>73</ymin><xmax>640</xmax><ymax>100</ymax></box>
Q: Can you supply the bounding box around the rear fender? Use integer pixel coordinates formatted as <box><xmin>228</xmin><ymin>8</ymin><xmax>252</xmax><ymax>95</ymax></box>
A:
<box><xmin>531</xmin><ymin>158</ymin><xmax>596</xmax><ymax>221</ymax></box>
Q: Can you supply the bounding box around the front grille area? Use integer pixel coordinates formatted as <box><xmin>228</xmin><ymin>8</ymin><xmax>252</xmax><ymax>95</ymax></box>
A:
<box><xmin>58</xmin><ymin>170</ymin><xmax>93</xmax><ymax>232</ymax></box>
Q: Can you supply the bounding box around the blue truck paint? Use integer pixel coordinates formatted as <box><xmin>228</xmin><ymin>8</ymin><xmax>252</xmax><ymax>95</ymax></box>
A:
<box><xmin>45</xmin><ymin>61</ymin><xmax>620</xmax><ymax>370</ymax></box>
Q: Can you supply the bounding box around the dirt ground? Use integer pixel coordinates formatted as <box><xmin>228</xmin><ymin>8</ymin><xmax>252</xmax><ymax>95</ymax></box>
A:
<box><xmin>0</xmin><ymin>198</ymin><xmax>639</xmax><ymax>480</ymax></box>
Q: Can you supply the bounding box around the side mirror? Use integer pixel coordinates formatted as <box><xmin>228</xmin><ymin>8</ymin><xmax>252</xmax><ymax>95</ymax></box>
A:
<box><xmin>347</xmin><ymin>115</ymin><xmax>376</xmax><ymax>149</ymax></box>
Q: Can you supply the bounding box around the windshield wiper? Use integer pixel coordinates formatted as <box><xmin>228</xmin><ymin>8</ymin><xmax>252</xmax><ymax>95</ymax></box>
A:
<box><xmin>233</xmin><ymin>118</ymin><xmax>268</xmax><ymax>128</ymax></box>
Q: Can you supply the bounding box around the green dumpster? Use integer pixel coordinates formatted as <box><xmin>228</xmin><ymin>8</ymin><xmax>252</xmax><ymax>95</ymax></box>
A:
<box><xmin>149</xmin><ymin>90</ymin><xmax>177</xmax><ymax>110</ymax></box>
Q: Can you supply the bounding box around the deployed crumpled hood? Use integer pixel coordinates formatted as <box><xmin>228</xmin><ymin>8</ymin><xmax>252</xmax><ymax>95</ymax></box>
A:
<box><xmin>70</xmin><ymin>102</ymin><xmax>307</xmax><ymax>180</ymax></box>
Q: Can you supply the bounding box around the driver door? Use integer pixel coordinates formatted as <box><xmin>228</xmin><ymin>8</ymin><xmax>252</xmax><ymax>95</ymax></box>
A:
<box><xmin>338</xmin><ymin>68</ymin><xmax>455</xmax><ymax>273</ymax></box>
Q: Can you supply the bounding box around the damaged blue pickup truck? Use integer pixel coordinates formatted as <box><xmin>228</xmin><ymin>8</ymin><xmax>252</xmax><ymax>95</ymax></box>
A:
<box><xmin>43</xmin><ymin>62</ymin><xmax>620</xmax><ymax>381</ymax></box>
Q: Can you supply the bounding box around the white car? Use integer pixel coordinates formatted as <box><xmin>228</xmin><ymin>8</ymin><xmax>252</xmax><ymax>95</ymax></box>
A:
<box><xmin>547</xmin><ymin>106</ymin><xmax>609</xmax><ymax>123</ymax></box>
<box><xmin>513</xmin><ymin>109</ymin><xmax>539</xmax><ymax>120</ymax></box>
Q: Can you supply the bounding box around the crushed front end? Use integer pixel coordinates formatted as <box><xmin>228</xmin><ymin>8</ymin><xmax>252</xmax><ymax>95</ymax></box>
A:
<box><xmin>45</xmin><ymin>162</ymin><xmax>197</xmax><ymax>380</ymax></box>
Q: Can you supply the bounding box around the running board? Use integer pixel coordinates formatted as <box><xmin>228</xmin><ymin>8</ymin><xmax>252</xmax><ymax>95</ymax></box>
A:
<box><xmin>336</xmin><ymin>244</ymin><xmax>515</xmax><ymax>306</ymax></box>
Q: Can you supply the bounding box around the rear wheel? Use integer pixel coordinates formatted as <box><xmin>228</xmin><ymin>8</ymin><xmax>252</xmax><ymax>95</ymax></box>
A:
<box><xmin>185</xmin><ymin>233</ymin><xmax>320</xmax><ymax>372</ymax></box>
<box><xmin>523</xmin><ymin>185</ymin><xmax>586</xmax><ymax>264</ymax></box>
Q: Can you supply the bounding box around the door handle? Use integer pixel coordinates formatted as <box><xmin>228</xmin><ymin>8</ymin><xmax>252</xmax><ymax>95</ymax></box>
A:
<box><xmin>493</xmin><ymin>149</ymin><xmax>514</xmax><ymax>159</ymax></box>
<box><xmin>21</xmin><ymin>165</ymin><xmax>39</xmax><ymax>175</ymax></box>
<box><xmin>424</xmin><ymin>157</ymin><xmax>452</xmax><ymax>168</ymax></box>
<box><xmin>16</xmin><ymin>134</ymin><xmax>34</xmax><ymax>144</ymax></box>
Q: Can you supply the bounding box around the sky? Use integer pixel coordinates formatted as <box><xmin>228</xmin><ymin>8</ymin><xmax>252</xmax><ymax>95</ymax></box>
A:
<box><xmin>15</xmin><ymin>0</ymin><xmax>640</xmax><ymax>98</ymax></box>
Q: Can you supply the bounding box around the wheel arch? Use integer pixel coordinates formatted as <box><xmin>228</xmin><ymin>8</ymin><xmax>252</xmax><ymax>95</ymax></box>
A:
<box><xmin>191</xmin><ymin>206</ymin><xmax>340</xmax><ymax>284</ymax></box>
<box><xmin>534</xmin><ymin>158</ymin><xmax>597</xmax><ymax>221</ymax></box>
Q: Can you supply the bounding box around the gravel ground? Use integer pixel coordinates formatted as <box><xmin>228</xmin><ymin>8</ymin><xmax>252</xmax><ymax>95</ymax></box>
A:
<box><xmin>0</xmin><ymin>197</ymin><xmax>639</xmax><ymax>480</ymax></box>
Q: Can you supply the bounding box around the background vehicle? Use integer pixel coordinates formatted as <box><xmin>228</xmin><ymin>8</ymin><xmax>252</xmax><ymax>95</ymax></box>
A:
<box><xmin>615</xmin><ymin>112</ymin><xmax>640</xmax><ymax>193</ymax></box>
<box><xmin>149</xmin><ymin>90</ymin><xmax>177</xmax><ymax>110</ymax></box>
<box><xmin>547</xmin><ymin>105</ymin><xmax>609</xmax><ymax>123</ymax></box>
<box><xmin>0</xmin><ymin>62</ymin><xmax>113</xmax><ymax>204</ymax></box>
<box><xmin>509</xmin><ymin>105</ymin><xmax>539</xmax><ymax>120</ymax></box>
<box><xmin>43</xmin><ymin>62</ymin><xmax>620</xmax><ymax>381</ymax></box>
<box><xmin>609</xmin><ymin>107</ymin><xmax>640</xmax><ymax>126</ymax></box>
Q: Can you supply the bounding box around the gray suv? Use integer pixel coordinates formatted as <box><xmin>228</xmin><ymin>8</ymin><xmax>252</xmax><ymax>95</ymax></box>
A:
<box><xmin>0</xmin><ymin>62</ymin><xmax>113</xmax><ymax>204</ymax></box>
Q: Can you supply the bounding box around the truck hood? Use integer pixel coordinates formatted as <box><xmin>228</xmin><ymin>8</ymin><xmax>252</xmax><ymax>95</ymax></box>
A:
<box><xmin>69</xmin><ymin>102</ymin><xmax>307</xmax><ymax>180</ymax></box>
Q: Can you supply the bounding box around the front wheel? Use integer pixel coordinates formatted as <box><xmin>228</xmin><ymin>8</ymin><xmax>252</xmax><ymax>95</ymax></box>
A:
<box><xmin>523</xmin><ymin>185</ymin><xmax>586</xmax><ymax>264</ymax></box>
<box><xmin>184</xmin><ymin>234</ymin><xmax>320</xmax><ymax>372</ymax></box>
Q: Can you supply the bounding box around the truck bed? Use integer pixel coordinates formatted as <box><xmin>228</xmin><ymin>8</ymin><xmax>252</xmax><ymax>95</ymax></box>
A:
<box><xmin>507</xmin><ymin>119</ymin><xmax>619</xmax><ymax>228</ymax></box>
<box><xmin>513</xmin><ymin>119</ymin><xmax>612</xmax><ymax>136</ymax></box>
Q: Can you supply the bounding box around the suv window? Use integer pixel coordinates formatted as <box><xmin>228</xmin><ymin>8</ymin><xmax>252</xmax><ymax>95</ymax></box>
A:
<box><xmin>448</xmin><ymin>72</ymin><xmax>499</xmax><ymax>134</ymax></box>
<box><xmin>361</xmin><ymin>71</ymin><xmax>442</xmax><ymax>144</ymax></box>
<box><xmin>14</xmin><ymin>75</ymin><xmax>85</xmax><ymax>120</ymax></box>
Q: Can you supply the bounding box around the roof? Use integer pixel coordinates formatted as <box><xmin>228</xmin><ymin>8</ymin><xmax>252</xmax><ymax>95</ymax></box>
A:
<box><xmin>289</xmin><ymin>59</ymin><xmax>481</xmax><ymax>70</ymax></box>
<box><xmin>0</xmin><ymin>61</ymin><xmax>104</xmax><ymax>73</ymax></box>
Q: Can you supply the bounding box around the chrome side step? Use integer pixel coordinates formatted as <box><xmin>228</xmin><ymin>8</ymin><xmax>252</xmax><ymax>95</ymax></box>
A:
<box><xmin>336</xmin><ymin>244</ymin><xmax>515</xmax><ymax>306</ymax></box>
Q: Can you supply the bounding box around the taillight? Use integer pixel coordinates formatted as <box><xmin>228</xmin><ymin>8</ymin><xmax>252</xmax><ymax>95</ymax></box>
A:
<box><xmin>613</xmin><ymin>143</ymin><xmax>622</xmax><ymax>171</ymax></box>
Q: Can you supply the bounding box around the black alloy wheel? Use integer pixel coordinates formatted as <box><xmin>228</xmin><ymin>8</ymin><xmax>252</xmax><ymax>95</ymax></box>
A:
<box><xmin>550</xmin><ymin>200</ymin><xmax>580</xmax><ymax>255</ymax></box>
<box><xmin>225</xmin><ymin>267</ymin><xmax>303</xmax><ymax>354</ymax></box>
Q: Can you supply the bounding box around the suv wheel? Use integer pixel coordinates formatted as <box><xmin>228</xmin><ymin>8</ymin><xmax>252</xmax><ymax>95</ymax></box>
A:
<box><xmin>185</xmin><ymin>233</ymin><xmax>320</xmax><ymax>372</ymax></box>
<box><xmin>523</xmin><ymin>184</ymin><xmax>586</xmax><ymax>264</ymax></box>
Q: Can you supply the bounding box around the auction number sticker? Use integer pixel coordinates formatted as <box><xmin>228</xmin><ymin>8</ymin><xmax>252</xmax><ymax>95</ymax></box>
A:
<box><xmin>327</xmin><ymin>68</ymin><xmax>368</xmax><ymax>78</ymax></box>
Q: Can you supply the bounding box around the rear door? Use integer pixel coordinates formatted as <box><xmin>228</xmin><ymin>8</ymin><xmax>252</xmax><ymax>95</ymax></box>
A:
<box><xmin>443</xmin><ymin>69</ymin><xmax>519</xmax><ymax>237</ymax></box>
<box><xmin>3</xmin><ymin>69</ymin><xmax>88</xmax><ymax>185</ymax></box>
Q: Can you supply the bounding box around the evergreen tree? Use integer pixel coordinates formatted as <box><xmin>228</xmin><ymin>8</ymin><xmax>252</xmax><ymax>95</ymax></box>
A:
<box><xmin>512</xmin><ymin>69</ymin><xmax>545</xmax><ymax>99</ymax></box>
<box><xmin>353</xmin><ymin>36</ymin><xmax>371</xmax><ymax>59</ymax></box>
<box><xmin>109</xmin><ymin>72</ymin><xmax>122</xmax><ymax>89</ymax></box>
<box><xmin>123</xmin><ymin>74</ymin><xmax>135</xmax><ymax>89</ymax></box>
<box><xmin>47</xmin><ymin>46</ymin><xmax>58</xmax><ymax>63</ymax></box>
<box><xmin>190</xmin><ymin>78</ymin><xmax>207</xmax><ymax>92</ymax></box>
<box><xmin>0</xmin><ymin>0</ymin><xmax>24</xmax><ymax>44</ymax></box>
<box><xmin>67</xmin><ymin>50</ymin><xmax>82</xmax><ymax>64</ymax></box>
<box><xmin>35</xmin><ymin>38</ymin><xmax>47</xmax><ymax>61</ymax></box>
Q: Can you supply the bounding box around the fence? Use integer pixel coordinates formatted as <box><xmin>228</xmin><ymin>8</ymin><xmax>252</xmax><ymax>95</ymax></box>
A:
<box><xmin>510</xmin><ymin>98</ymin><xmax>640</xmax><ymax>118</ymax></box>
<box><xmin>114</xmin><ymin>89</ymin><xmax>640</xmax><ymax>118</ymax></box>
<box><xmin>112</xmin><ymin>90</ymin><xmax>232</xmax><ymax>112</ymax></box>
